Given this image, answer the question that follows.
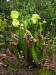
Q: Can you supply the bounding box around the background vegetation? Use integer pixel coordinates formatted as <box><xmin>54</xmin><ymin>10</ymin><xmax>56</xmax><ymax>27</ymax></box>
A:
<box><xmin>0</xmin><ymin>0</ymin><xmax>56</xmax><ymax>72</ymax></box>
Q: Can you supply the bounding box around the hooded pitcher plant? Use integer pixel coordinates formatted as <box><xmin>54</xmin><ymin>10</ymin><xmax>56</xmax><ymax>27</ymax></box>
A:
<box><xmin>3</xmin><ymin>10</ymin><xmax>54</xmax><ymax>69</ymax></box>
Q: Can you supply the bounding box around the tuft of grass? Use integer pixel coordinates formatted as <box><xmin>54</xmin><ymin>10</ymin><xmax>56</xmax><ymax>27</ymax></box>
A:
<box><xmin>38</xmin><ymin>70</ymin><xmax>55</xmax><ymax>75</ymax></box>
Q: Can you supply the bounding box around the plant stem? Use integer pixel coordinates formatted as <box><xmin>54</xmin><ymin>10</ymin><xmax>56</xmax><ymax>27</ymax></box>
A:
<box><xmin>40</xmin><ymin>23</ymin><xmax>42</xmax><ymax>34</ymax></box>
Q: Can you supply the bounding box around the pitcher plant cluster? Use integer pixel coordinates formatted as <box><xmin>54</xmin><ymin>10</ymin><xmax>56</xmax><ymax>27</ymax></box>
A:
<box><xmin>0</xmin><ymin>10</ymin><xmax>55</xmax><ymax>69</ymax></box>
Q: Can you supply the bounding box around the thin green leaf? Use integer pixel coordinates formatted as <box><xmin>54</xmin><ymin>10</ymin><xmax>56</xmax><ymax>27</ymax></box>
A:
<box><xmin>32</xmin><ymin>46</ymin><xmax>38</xmax><ymax>65</ymax></box>
<box><xmin>4</xmin><ymin>59</ymin><xmax>24</xmax><ymax>69</ymax></box>
<box><xmin>13</xmin><ymin>46</ymin><xmax>19</xmax><ymax>60</ymax></box>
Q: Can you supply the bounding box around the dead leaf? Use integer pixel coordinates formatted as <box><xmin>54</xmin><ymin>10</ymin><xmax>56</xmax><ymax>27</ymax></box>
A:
<box><xmin>0</xmin><ymin>54</ymin><xmax>7</xmax><ymax>58</ymax></box>
<box><xmin>11</xmin><ymin>42</ymin><xmax>17</xmax><ymax>46</ymax></box>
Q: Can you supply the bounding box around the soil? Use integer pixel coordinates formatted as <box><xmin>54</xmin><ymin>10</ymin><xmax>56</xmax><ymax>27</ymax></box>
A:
<box><xmin>0</xmin><ymin>47</ymin><xmax>56</xmax><ymax>75</ymax></box>
<box><xmin>0</xmin><ymin>50</ymin><xmax>38</xmax><ymax>75</ymax></box>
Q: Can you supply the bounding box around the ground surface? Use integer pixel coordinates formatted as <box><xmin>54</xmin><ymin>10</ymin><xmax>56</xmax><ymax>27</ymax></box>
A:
<box><xmin>0</xmin><ymin>50</ymin><xmax>38</xmax><ymax>75</ymax></box>
<box><xmin>0</xmin><ymin>48</ymin><xmax>56</xmax><ymax>75</ymax></box>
